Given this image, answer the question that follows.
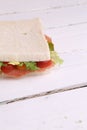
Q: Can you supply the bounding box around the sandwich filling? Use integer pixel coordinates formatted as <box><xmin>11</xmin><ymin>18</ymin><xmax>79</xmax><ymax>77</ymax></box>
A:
<box><xmin>0</xmin><ymin>35</ymin><xmax>63</xmax><ymax>77</ymax></box>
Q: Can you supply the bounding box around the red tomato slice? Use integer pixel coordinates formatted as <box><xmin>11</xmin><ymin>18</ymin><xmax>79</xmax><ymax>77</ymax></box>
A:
<box><xmin>1</xmin><ymin>60</ymin><xmax>54</xmax><ymax>77</ymax></box>
<box><xmin>6</xmin><ymin>69</ymin><xmax>29</xmax><ymax>78</ymax></box>
<box><xmin>1</xmin><ymin>64</ymin><xmax>15</xmax><ymax>73</ymax></box>
<box><xmin>1</xmin><ymin>64</ymin><xmax>29</xmax><ymax>77</ymax></box>
<box><xmin>16</xmin><ymin>64</ymin><xmax>26</xmax><ymax>70</ymax></box>
<box><xmin>45</xmin><ymin>35</ymin><xmax>52</xmax><ymax>43</ymax></box>
<box><xmin>3</xmin><ymin>62</ymin><xmax>9</xmax><ymax>64</ymax></box>
<box><xmin>36</xmin><ymin>60</ymin><xmax>54</xmax><ymax>69</ymax></box>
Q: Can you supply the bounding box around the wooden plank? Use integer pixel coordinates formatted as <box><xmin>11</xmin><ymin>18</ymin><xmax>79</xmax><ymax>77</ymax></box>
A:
<box><xmin>0</xmin><ymin>5</ymin><xmax>87</xmax><ymax>30</ymax></box>
<box><xmin>0</xmin><ymin>0</ymin><xmax>86</xmax><ymax>13</ymax></box>
<box><xmin>0</xmin><ymin>87</ymin><xmax>87</xmax><ymax>130</ymax></box>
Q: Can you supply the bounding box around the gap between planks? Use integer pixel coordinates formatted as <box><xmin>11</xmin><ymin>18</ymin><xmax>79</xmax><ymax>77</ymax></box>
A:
<box><xmin>0</xmin><ymin>82</ymin><xmax>87</xmax><ymax>105</ymax></box>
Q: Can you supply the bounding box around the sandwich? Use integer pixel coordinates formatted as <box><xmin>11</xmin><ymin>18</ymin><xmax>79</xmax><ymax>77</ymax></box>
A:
<box><xmin>0</xmin><ymin>18</ymin><xmax>63</xmax><ymax>78</ymax></box>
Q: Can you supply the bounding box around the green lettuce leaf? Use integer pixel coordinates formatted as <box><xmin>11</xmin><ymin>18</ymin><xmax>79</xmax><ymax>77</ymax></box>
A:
<box><xmin>0</xmin><ymin>62</ymin><xmax>4</xmax><ymax>67</ymax></box>
<box><xmin>24</xmin><ymin>62</ymin><xmax>39</xmax><ymax>71</ymax></box>
<box><xmin>50</xmin><ymin>51</ymin><xmax>63</xmax><ymax>64</ymax></box>
<box><xmin>48</xmin><ymin>42</ymin><xmax>54</xmax><ymax>51</ymax></box>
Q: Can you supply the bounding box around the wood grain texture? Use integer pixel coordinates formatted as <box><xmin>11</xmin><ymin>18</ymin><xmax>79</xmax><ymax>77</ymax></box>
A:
<box><xmin>0</xmin><ymin>0</ymin><xmax>86</xmax><ymax>13</ymax></box>
<box><xmin>0</xmin><ymin>87</ymin><xmax>87</xmax><ymax>130</ymax></box>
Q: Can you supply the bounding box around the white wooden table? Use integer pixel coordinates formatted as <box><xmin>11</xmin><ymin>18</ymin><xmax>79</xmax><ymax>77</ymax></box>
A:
<box><xmin>0</xmin><ymin>0</ymin><xmax>87</xmax><ymax>129</ymax></box>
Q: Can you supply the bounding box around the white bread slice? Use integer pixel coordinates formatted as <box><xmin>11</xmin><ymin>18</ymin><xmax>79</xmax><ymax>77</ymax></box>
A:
<box><xmin>0</xmin><ymin>18</ymin><xmax>50</xmax><ymax>61</ymax></box>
